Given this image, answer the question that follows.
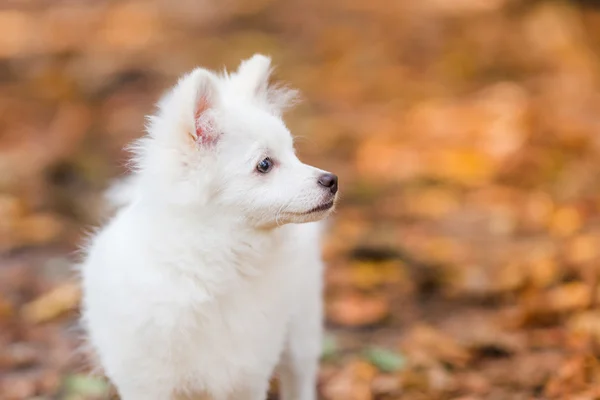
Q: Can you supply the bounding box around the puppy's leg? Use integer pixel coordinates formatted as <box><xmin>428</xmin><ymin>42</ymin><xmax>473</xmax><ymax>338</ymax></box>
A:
<box><xmin>278</xmin><ymin>291</ymin><xmax>322</xmax><ymax>400</ymax></box>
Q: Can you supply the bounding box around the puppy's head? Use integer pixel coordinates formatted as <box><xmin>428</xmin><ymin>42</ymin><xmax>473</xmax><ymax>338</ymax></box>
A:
<box><xmin>134</xmin><ymin>54</ymin><xmax>338</xmax><ymax>227</ymax></box>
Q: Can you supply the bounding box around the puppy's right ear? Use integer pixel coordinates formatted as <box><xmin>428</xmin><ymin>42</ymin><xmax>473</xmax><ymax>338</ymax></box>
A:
<box><xmin>191</xmin><ymin>69</ymin><xmax>221</xmax><ymax>146</ymax></box>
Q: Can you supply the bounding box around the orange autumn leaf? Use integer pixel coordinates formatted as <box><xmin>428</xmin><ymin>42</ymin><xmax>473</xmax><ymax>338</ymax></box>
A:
<box><xmin>327</xmin><ymin>292</ymin><xmax>390</xmax><ymax>327</ymax></box>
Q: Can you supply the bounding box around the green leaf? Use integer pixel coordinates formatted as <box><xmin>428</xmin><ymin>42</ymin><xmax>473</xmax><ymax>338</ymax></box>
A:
<box><xmin>321</xmin><ymin>334</ymin><xmax>338</xmax><ymax>360</ymax></box>
<box><xmin>363</xmin><ymin>346</ymin><xmax>406</xmax><ymax>372</ymax></box>
<box><xmin>62</xmin><ymin>374</ymin><xmax>111</xmax><ymax>397</ymax></box>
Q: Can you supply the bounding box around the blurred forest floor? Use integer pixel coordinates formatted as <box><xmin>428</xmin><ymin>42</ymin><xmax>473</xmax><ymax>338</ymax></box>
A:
<box><xmin>2</xmin><ymin>0</ymin><xmax>600</xmax><ymax>399</ymax></box>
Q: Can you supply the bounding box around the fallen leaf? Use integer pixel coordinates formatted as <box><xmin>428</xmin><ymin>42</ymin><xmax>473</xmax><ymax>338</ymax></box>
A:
<box><xmin>362</xmin><ymin>346</ymin><xmax>406</xmax><ymax>372</ymax></box>
<box><xmin>400</xmin><ymin>324</ymin><xmax>471</xmax><ymax>368</ymax></box>
<box><xmin>348</xmin><ymin>260</ymin><xmax>405</xmax><ymax>290</ymax></box>
<box><xmin>21</xmin><ymin>282</ymin><xmax>81</xmax><ymax>324</ymax></box>
<box><xmin>62</xmin><ymin>374</ymin><xmax>111</xmax><ymax>398</ymax></box>
<box><xmin>545</xmin><ymin>355</ymin><xmax>600</xmax><ymax>397</ymax></box>
<box><xmin>566</xmin><ymin>234</ymin><xmax>599</xmax><ymax>265</ymax></box>
<box><xmin>326</xmin><ymin>292</ymin><xmax>390</xmax><ymax>327</ymax></box>
<box><xmin>567</xmin><ymin>311</ymin><xmax>600</xmax><ymax>345</ymax></box>
<box><xmin>0</xmin><ymin>11</ymin><xmax>35</xmax><ymax>57</ymax></box>
<box><xmin>322</xmin><ymin>360</ymin><xmax>376</xmax><ymax>400</ymax></box>
<box><xmin>548</xmin><ymin>206</ymin><xmax>582</xmax><ymax>237</ymax></box>
<box><xmin>16</xmin><ymin>213</ymin><xmax>64</xmax><ymax>248</ymax></box>
<box><xmin>547</xmin><ymin>282</ymin><xmax>592</xmax><ymax>313</ymax></box>
<box><xmin>370</xmin><ymin>374</ymin><xmax>401</xmax><ymax>397</ymax></box>
<box><xmin>321</xmin><ymin>334</ymin><xmax>339</xmax><ymax>361</ymax></box>
<box><xmin>527</xmin><ymin>251</ymin><xmax>559</xmax><ymax>289</ymax></box>
<box><xmin>0</xmin><ymin>293</ymin><xmax>14</xmax><ymax>322</ymax></box>
<box><xmin>0</xmin><ymin>343</ymin><xmax>38</xmax><ymax>369</ymax></box>
<box><xmin>0</xmin><ymin>373</ymin><xmax>37</xmax><ymax>400</ymax></box>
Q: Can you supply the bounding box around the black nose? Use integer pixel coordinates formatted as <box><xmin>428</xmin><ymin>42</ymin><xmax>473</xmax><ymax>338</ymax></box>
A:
<box><xmin>318</xmin><ymin>173</ymin><xmax>338</xmax><ymax>195</ymax></box>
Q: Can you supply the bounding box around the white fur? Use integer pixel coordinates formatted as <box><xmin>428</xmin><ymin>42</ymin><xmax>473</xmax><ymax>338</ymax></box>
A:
<box><xmin>80</xmin><ymin>54</ymin><xmax>338</xmax><ymax>400</ymax></box>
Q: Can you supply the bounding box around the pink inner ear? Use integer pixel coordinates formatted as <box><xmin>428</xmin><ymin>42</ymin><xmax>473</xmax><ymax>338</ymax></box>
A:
<box><xmin>194</xmin><ymin>96</ymin><xmax>214</xmax><ymax>145</ymax></box>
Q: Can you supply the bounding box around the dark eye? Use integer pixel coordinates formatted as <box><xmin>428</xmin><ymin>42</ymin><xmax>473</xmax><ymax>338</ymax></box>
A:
<box><xmin>256</xmin><ymin>157</ymin><xmax>274</xmax><ymax>173</ymax></box>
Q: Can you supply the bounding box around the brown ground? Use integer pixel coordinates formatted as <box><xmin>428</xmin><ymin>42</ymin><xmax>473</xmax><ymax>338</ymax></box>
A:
<box><xmin>2</xmin><ymin>0</ymin><xmax>600</xmax><ymax>399</ymax></box>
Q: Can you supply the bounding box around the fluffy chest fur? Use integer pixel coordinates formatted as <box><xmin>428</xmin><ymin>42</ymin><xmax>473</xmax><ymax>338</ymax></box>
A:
<box><xmin>82</xmin><ymin>203</ymin><xmax>323</xmax><ymax>398</ymax></box>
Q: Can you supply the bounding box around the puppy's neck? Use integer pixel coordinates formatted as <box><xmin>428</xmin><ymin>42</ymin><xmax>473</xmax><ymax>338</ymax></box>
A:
<box><xmin>133</xmin><ymin>195</ymin><xmax>284</xmax><ymax>254</ymax></box>
<box><xmin>125</xmin><ymin>197</ymin><xmax>286</xmax><ymax>297</ymax></box>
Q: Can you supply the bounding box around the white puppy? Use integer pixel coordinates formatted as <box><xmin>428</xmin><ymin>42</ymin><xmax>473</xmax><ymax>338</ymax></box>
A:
<box><xmin>80</xmin><ymin>54</ymin><xmax>338</xmax><ymax>400</ymax></box>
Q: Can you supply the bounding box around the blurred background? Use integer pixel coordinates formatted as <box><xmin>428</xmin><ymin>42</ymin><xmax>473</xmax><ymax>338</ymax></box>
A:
<box><xmin>2</xmin><ymin>0</ymin><xmax>600</xmax><ymax>399</ymax></box>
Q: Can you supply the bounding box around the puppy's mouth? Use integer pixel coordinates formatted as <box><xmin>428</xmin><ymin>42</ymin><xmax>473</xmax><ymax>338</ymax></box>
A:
<box><xmin>305</xmin><ymin>200</ymin><xmax>335</xmax><ymax>214</ymax></box>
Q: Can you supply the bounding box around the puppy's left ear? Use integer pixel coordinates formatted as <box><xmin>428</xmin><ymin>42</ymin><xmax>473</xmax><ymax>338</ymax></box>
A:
<box><xmin>235</xmin><ymin>54</ymin><xmax>272</xmax><ymax>98</ymax></box>
<box><xmin>191</xmin><ymin>69</ymin><xmax>221</xmax><ymax>146</ymax></box>
<box><xmin>235</xmin><ymin>54</ymin><xmax>298</xmax><ymax>116</ymax></box>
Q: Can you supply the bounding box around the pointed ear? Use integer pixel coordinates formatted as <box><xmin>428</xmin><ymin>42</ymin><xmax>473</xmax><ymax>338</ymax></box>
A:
<box><xmin>235</xmin><ymin>54</ymin><xmax>272</xmax><ymax>98</ymax></box>
<box><xmin>192</xmin><ymin>69</ymin><xmax>221</xmax><ymax>145</ymax></box>
<box><xmin>234</xmin><ymin>54</ymin><xmax>299</xmax><ymax>116</ymax></box>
